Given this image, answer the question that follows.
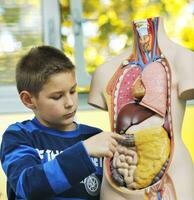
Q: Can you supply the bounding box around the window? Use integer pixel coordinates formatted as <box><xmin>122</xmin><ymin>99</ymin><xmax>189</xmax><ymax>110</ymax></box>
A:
<box><xmin>0</xmin><ymin>0</ymin><xmax>42</xmax><ymax>113</ymax></box>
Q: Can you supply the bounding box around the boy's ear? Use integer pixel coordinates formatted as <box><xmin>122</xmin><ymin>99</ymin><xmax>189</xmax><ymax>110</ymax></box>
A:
<box><xmin>19</xmin><ymin>91</ymin><xmax>36</xmax><ymax>109</ymax></box>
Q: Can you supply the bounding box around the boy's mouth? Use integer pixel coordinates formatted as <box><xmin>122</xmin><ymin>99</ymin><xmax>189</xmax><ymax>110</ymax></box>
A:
<box><xmin>64</xmin><ymin>111</ymin><xmax>75</xmax><ymax>118</ymax></box>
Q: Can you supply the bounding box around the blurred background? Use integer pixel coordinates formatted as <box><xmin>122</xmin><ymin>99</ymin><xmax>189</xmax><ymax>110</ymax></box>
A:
<box><xmin>0</xmin><ymin>0</ymin><xmax>194</xmax><ymax>199</ymax></box>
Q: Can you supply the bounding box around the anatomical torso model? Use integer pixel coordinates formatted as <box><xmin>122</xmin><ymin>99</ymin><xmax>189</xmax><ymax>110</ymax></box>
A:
<box><xmin>88</xmin><ymin>17</ymin><xmax>194</xmax><ymax>200</ymax></box>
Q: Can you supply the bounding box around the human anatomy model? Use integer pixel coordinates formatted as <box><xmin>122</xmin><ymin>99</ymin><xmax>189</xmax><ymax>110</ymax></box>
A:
<box><xmin>88</xmin><ymin>17</ymin><xmax>194</xmax><ymax>200</ymax></box>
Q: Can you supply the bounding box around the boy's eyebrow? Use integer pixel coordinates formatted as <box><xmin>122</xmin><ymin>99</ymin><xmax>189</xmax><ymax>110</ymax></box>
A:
<box><xmin>50</xmin><ymin>83</ymin><xmax>77</xmax><ymax>94</ymax></box>
<box><xmin>71</xmin><ymin>83</ymin><xmax>77</xmax><ymax>89</ymax></box>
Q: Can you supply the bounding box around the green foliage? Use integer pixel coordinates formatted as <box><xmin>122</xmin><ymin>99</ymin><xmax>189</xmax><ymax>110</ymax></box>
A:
<box><xmin>60</xmin><ymin>0</ymin><xmax>193</xmax><ymax>74</ymax></box>
<box><xmin>2</xmin><ymin>7</ymin><xmax>21</xmax><ymax>25</ymax></box>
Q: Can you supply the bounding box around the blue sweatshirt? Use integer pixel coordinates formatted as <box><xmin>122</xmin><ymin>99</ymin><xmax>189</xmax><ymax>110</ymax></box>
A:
<box><xmin>0</xmin><ymin>118</ymin><xmax>103</xmax><ymax>200</ymax></box>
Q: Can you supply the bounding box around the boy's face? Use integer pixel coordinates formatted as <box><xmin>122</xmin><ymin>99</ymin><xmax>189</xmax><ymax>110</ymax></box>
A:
<box><xmin>32</xmin><ymin>71</ymin><xmax>78</xmax><ymax>131</ymax></box>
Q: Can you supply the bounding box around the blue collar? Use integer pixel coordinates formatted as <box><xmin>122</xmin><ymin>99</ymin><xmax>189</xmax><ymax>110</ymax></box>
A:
<box><xmin>32</xmin><ymin>117</ymin><xmax>81</xmax><ymax>138</ymax></box>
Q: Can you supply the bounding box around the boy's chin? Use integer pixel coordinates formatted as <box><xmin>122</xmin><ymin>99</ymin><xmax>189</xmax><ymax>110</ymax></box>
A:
<box><xmin>60</xmin><ymin>119</ymin><xmax>76</xmax><ymax>130</ymax></box>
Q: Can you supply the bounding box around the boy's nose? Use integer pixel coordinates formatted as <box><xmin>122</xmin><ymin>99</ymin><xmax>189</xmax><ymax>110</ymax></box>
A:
<box><xmin>64</xmin><ymin>95</ymin><xmax>74</xmax><ymax>108</ymax></box>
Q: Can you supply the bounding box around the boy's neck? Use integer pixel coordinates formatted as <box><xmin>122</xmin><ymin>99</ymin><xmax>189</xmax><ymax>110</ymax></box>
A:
<box><xmin>34</xmin><ymin>116</ymin><xmax>77</xmax><ymax>132</ymax></box>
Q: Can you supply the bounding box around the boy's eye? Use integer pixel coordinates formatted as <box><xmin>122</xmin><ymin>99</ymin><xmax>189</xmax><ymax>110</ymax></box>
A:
<box><xmin>70</xmin><ymin>90</ymin><xmax>76</xmax><ymax>94</ymax></box>
<box><xmin>51</xmin><ymin>95</ymin><xmax>62</xmax><ymax>100</ymax></box>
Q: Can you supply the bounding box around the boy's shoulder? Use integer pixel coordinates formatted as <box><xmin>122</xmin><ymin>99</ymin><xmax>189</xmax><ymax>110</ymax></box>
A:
<box><xmin>1</xmin><ymin>120</ymin><xmax>37</xmax><ymax>147</ymax></box>
<box><xmin>5</xmin><ymin>119</ymin><xmax>38</xmax><ymax>134</ymax></box>
<box><xmin>79</xmin><ymin>124</ymin><xmax>102</xmax><ymax>135</ymax></box>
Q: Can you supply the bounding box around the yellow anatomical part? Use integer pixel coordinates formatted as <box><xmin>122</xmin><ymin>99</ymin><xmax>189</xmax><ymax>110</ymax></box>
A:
<box><xmin>131</xmin><ymin>76</ymin><xmax>145</xmax><ymax>100</ymax></box>
<box><xmin>133</xmin><ymin>126</ymin><xmax>170</xmax><ymax>189</ymax></box>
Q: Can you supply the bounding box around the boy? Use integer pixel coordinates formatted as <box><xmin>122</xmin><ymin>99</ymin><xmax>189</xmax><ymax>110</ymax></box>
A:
<box><xmin>0</xmin><ymin>46</ymin><xmax>123</xmax><ymax>200</ymax></box>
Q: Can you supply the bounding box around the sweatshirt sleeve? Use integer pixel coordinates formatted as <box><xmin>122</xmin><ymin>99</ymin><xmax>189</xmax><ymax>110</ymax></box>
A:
<box><xmin>0</xmin><ymin>126</ymin><xmax>96</xmax><ymax>200</ymax></box>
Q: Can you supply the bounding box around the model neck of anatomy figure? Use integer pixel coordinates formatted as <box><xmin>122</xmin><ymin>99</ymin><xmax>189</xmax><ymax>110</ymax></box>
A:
<box><xmin>129</xmin><ymin>18</ymin><xmax>161</xmax><ymax>67</ymax></box>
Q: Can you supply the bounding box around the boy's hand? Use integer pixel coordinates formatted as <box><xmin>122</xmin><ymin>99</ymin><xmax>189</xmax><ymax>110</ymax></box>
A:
<box><xmin>83</xmin><ymin>132</ymin><xmax>125</xmax><ymax>158</ymax></box>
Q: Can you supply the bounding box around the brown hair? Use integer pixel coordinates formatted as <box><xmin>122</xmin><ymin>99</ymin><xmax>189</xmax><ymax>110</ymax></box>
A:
<box><xmin>16</xmin><ymin>45</ymin><xmax>75</xmax><ymax>96</ymax></box>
